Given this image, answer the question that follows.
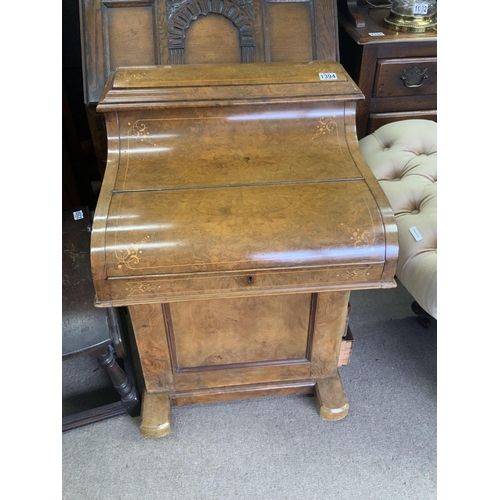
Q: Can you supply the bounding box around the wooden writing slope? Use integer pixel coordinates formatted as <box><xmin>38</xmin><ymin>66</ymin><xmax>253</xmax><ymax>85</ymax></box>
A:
<box><xmin>91</xmin><ymin>61</ymin><xmax>398</xmax><ymax>437</ymax></box>
<box><xmin>79</xmin><ymin>0</ymin><xmax>341</xmax><ymax>175</ymax></box>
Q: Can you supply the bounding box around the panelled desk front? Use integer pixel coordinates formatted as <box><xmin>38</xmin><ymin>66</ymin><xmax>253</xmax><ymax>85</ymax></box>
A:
<box><xmin>91</xmin><ymin>61</ymin><xmax>398</xmax><ymax>437</ymax></box>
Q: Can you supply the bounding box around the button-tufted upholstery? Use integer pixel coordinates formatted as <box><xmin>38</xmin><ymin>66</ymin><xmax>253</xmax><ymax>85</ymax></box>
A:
<box><xmin>359</xmin><ymin>120</ymin><xmax>437</xmax><ymax>319</ymax></box>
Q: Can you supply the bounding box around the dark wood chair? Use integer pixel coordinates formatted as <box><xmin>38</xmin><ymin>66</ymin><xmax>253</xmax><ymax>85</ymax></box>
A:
<box><xmin>62</xmin><ymin>206</ymin><xmax>140</xmax><ymax>431</ymax></box>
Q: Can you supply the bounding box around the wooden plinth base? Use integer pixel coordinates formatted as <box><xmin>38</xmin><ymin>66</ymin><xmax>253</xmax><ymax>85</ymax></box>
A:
<box><xmin>131</xmin><ymin>291</ymin><xmax>354</xmax><ymax>438</ymax></box>
<box><xmin>139</xmin><ymin>374</ymin><xmax>349</xmax><ymax>438</ymax></box>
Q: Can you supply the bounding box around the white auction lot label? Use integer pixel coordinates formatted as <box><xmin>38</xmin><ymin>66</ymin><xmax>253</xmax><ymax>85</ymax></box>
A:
<box><xmin>409</xmin><ymin>226</ymin><xmax>423</xmax><ymax>242</ymax></box>
<box><xmin>319</xmin><ymin>72</ymin><xmax>338</xmax><ymax>81</ymax></box>
<box><xmin>413</xmin><ymin>3</ymin><xmax>429</xmax><ymax>15</ymax></box>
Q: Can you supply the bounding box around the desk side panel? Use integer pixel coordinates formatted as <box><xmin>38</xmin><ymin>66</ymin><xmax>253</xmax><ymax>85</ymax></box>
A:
<box><xmin>344</xmin><ymin>101</ymin><xmax>399</xmax><ymax>282</ymax></box>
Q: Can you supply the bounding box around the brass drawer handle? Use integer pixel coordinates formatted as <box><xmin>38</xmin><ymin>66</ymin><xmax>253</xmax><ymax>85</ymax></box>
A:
<box><xmin>401</xmin><ymin>67</ymin><xmax>428</xmax><ymax>88</ymax></box>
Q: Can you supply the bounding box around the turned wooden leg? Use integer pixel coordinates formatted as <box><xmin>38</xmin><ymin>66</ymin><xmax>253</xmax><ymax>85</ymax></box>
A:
<box><xmin>140</xmin><ymin>391</ymin><xmax>172</xmax><ymax>438</ymax></box>
<box><xmin>315</xmin><ymin>371</ymin><xmax>349</xmax><ymax>421</ymax></box>
<box><xmin>91</xmin><ymin>345</ymin><xmax>140</xmax><ymax>416</ymax></box>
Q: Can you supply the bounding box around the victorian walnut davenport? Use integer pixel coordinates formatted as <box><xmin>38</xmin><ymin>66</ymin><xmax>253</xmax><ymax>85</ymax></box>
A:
<box><xmin>91</xmin><ymin>61</ymin><xmax>398</xmax><ymax>437</ymax></box>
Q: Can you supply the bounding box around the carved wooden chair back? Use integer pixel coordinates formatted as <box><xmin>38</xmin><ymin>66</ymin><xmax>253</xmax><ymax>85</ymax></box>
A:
<box><xmin>80</xmin><ymin>0</ymin><xmax>339</xmax><ymax>103</ymax></box>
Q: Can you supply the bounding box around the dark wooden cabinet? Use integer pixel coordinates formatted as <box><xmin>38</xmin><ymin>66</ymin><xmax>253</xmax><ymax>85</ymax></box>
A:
<box><xmin>338</xmin><ymin>4</ymin><xmax>437</xmax><ymax>138</ymax></box>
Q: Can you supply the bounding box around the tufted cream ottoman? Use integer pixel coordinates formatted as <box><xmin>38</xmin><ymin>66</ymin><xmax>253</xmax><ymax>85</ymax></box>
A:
<box><xmin>359</xmin><ymin>120</ymin><xmax>437</xmax><ymax>324</ymax></box>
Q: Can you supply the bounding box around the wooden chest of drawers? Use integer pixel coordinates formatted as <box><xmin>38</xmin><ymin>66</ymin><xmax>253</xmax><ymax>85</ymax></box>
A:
<box><xmin>339</xmin><ymin>5</ymin><xmax>437</xmax><ymax>138</ymax></box>
<box><xmin>91</xmin><ymin>61</ymin><xmax>398</xmax><ymax>437</ymax></box>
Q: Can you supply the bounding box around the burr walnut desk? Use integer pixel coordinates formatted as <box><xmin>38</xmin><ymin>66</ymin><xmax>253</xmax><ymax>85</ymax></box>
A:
<box><xmin>91</xmin><ymin>60</ymin><xmax>398</xmax><ymax>437</ymax></box>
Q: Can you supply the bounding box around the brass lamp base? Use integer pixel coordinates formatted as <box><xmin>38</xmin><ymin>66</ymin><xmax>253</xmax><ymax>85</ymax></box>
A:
<box><xmin>384</xmin><ymin>12</ymin><xmax>437</xmax><ymax>33</ymax></box>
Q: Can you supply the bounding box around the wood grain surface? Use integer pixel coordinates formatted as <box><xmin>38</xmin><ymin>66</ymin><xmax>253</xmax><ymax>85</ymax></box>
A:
<box><xmin>90</xmin><ymin>61</ymin><xmax>398</xmax><ymax>436</ymax></box>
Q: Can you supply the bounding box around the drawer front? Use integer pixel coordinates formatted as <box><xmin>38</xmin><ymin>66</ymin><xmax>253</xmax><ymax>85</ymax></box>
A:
<box><xmin>373</xmin><ymin>57</ymin><xmax>437</xmax><ymax>98</ymax></box>
<box><xmin>368</xmin><ymin>111</ymin><xmax>437</xmax><ymax>134</ymax></box>
<box><xmin>101</xmin><ymin>263</ymin><xmax>388</xmax><ymax>306</ymax></box>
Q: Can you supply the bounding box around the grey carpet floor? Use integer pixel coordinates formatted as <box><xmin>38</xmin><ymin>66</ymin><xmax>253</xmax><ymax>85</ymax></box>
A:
<box><xmin>62</xmin><ymin>282</ymin><xmax>437</xmax><ymax>500</ymax></box>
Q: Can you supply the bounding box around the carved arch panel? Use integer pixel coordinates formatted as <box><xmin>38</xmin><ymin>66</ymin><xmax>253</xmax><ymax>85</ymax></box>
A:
<box><xmin>167</xmin><ymin>0</ymin><xmax>256</xmax><ymax>64</ymax></box>
<box><xmin>80</xmin><ymin>0</ymin><xmax>339</xmax><ymax>103</ymax></box>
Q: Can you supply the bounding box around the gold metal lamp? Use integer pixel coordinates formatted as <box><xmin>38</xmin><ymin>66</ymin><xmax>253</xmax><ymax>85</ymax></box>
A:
<box><xmin>384</xmin><ymin>0</ymin><xmax>437</xmax><ymax>32</ymax></box>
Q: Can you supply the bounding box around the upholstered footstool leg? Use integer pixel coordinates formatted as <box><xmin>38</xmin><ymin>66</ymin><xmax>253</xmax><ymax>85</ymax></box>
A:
<box><xmin>411</xmin><ymin>301</ymin><xmax>434</xmax><ymax>329</ymax></box>
<box><xmin>315</xmin><ymin>371</ymin><xmax>349</xmax><ymax>421</ymax></box>
<box><xmin>140</xmin><ymin>391</ymin><xmax>172</xmax><ymax>438</ymax></box>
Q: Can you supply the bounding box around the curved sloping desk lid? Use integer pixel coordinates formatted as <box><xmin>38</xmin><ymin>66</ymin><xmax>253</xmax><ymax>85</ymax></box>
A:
<box><xmin>91</xmin><ymin>61</ymin><xmax>398</xmax><ymax>305</ymax></box>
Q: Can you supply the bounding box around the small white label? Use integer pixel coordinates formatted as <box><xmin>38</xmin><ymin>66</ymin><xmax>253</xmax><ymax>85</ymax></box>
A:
<box><xmin>413</xmin><ymin>3</ymin><xmax>429</xmax><ymax>15</ymax></box>
<box><xmin>73</xmin><ymin>210</ymin><xmax>84</xmax><ymax>221</ymax></box>
<box><xmin>409</xmin><ymin>226</ymin><xmax>423</xmax><ymax>242</ymax></box>
<box><xmin>368</xmin><ymin>32</ymin><xmax>385</xmax><ymax>37</ymax></box>
<box><xmin>319</xmin><ymin>72</ymin><xmax>338</xmax><ymax>81</ymax></box>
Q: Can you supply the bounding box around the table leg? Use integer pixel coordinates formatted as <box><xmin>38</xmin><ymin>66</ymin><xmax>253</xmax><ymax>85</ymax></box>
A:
<box><xmin>91</xmin><ymin>345</ymin><xmax>140</xmax><ymax>415</ymax></box>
